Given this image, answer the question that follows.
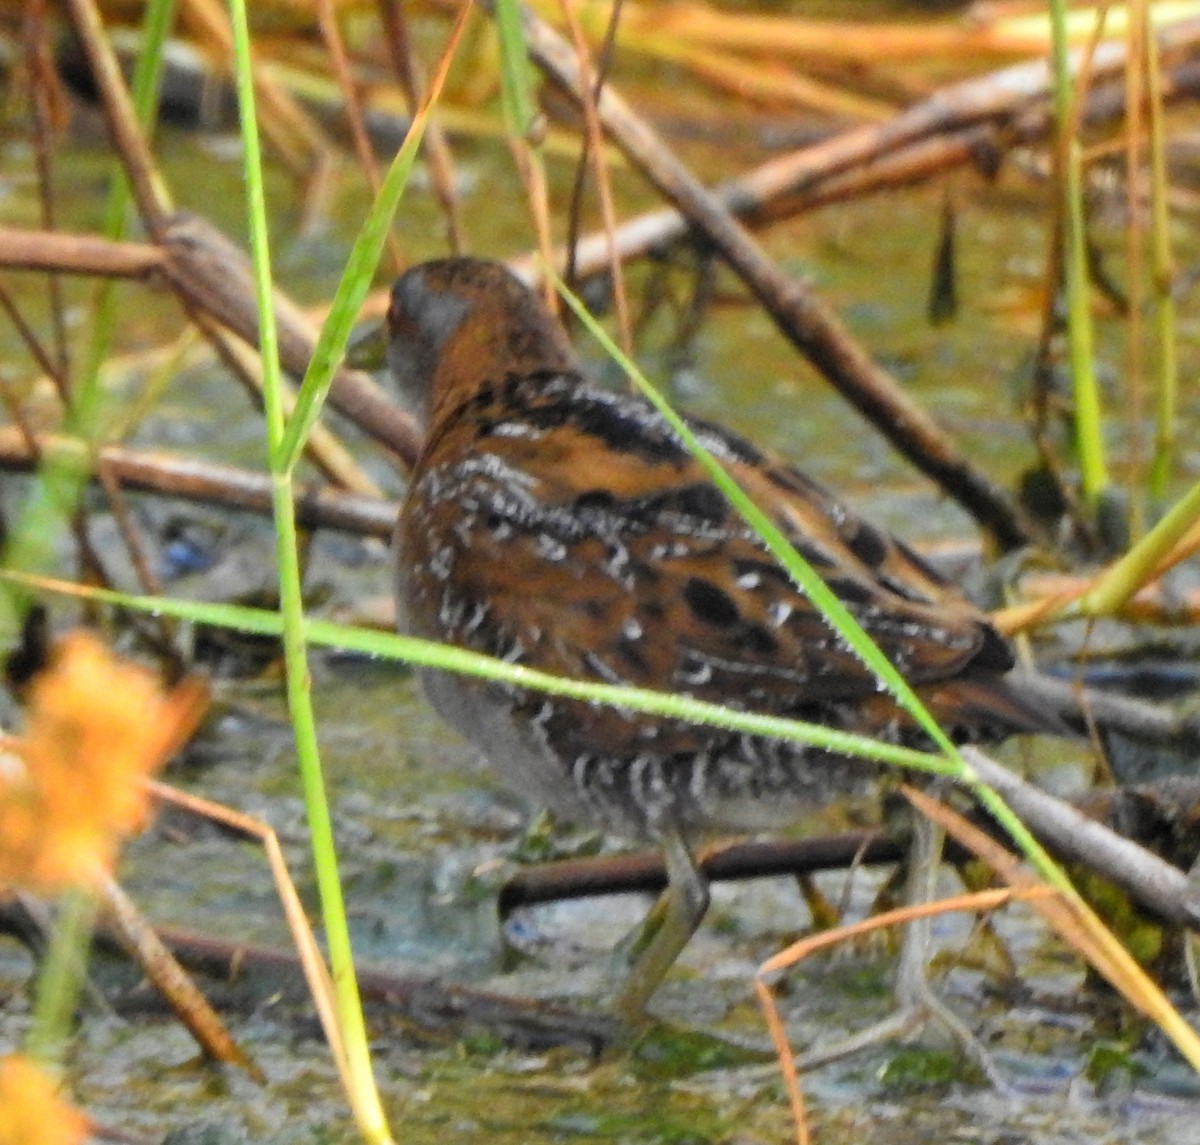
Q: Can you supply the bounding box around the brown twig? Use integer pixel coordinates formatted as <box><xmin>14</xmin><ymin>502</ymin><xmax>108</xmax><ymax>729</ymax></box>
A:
<box><xmin>500</xmin><ymin>761</ymin><xmax>1200</xmax><ymax>933</ymax></box>
<box><xmin>499</xmin><ymin>831</ymin><xmax>899</xmax><ymax>915</ymax></box>
<box><xmin>96</xmin><ymin>872</ymin><xmax>261</xmax><ymax>1078</ymax></box>
<box><xmin>316</xmin><ymin>0</ymin><xmax>406</xmax><ymax>273</ymax></box>
<box><xmin>376</xmin><ymin>0</ymin><xmax>468</xmax><ymax>254</ymax></box>
<box><xmin>0</xmin><ymin>280</ymin><xmax>68</xmax><ymax>443</ymax></box>
<box><xmin>129</xmin><ymin>781</ymin><xmax>621</xmax><ymax>1056</ymax></box>
<box><xmin>756</xmin><ymin>881</ymin><xmax>1046</xmax><ymax>1145</ymax></box>
<box><xmin>0</xmin><ymin>273</ymin><xmax>133</xmax><ymax>615</ymax></box>
<box><xmin>63</xmin><ymin>0</ymin><xmax>174</xmax><ymax>238</ymax></box>
<box><xmin>23</xmin><ymin>0</ymin><xmax>72</xmax><ymax>385</ymax></box>
<box><xmin>508</xmin><ymin>25</ymin><xmax>1200</xmax><ymax>281</ymax></box>
<box><xmin>90</xmin><ymin>460</ymin><xmax>161</xmax><ymax>593</ymax></box>
<box><xmin>0</xmin><ymin>428</ymin><xmax>398</xmax><ymax>540</ymax></box>
<box><xmin>158</xmin><ymin>213</ymin><xmax>423</xmax><ymax>467</ymax></box>
<box><xmin>180</xmin><ymin>0</ymin><xmax>330</xmax><ymax>175</ymax></box>
<box><xmin>963</xmin><ymin>747</ymin><xmax>1200</xmax><ymax>928</ymax></box>
<box><xmin>0</xmin><ymin>219</ymin><xmax>423</xmax><ymax>470</ymax></box>
<box><xmin>59</xmin><ymin>0</ymin><xmax>419</xmax><ymax>492</ymax></box>
<box><xmin>137</xmin><ymin>924</ymin><xmax>620</xmax><ymax>1053</ymax></box>
<box><xmin>560</xmin><ymin>0</ymin><xmax>631</xmax><ymax>352</ymax></box>
<box><xmin>0</xmin><ymin>227</ymin><xmax>165</xmax><ymax>277</ymax></box>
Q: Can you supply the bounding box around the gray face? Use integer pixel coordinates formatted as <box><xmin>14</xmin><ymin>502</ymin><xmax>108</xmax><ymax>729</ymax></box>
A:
<box><xmin>385</xmin><ymin>267</ymin><xmax>471</xmax><ymax>429</ymax></box>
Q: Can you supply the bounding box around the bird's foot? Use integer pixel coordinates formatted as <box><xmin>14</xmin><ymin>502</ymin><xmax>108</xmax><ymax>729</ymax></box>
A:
<box><xmin>793</xmin><ymin>982</ymin><xmax>1008</xmax><ymax>1092</ymax></box>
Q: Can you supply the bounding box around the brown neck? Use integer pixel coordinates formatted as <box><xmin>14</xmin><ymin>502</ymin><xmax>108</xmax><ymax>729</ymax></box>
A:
<box><xmin>427</xmin><ymin>291</ymin><xmax>580</xmax><ymax>428</ymax></box>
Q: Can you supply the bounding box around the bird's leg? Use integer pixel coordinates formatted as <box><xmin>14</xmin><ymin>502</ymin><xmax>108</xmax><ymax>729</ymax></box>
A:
<box><xmin>893</xmin><ymin>811</ymin><xmax>943</xmax><ymax>1007</ymax></box>
<box><xmin>795</xmin><ymin>816</ymin><xmax>935</xmax><ymax>1067</ymax></box>
<box><xmin>798</xmin><ymin>814</ymin><xmax>1005</xmax><ymax>1086</ymax></box>
<box><xmin>611</xmin><ymin>828</ymin><xmax>710</xmax><ymax>1022</ymax></box>
<box><xmin>893</xmin><ymin>814</ymin><xmax>1008</xmax><ymax>1086</ymax></box>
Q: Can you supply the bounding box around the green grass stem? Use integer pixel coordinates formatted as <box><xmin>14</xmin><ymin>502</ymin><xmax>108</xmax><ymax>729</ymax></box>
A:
<box><xmin>226</xmin><ymin>0</ymin><xmax>392</xmax><ymax>1139</ymax></box>
<box><xmin>0</xmin><ymin>570</ymin><xmax>969</xmax><ymax>779</ymax></box>
<box><xmin>25</xmin><ymin>888</ymin><xmax>100</xmax><ymax>1070</ymax></box>
<box><xmin>495</xmin><ymin>0</ymin><xmax>540</xmax><ymax>141</ymax></box>
<box><xmin>1049</xmin><ymin>0</ymin><xmax>1109</xmax><ymax>507</ymax></box>
<box><xmin>4</xmin><ymin>563</ymin><xmax>1072</xmax><ymax>907</ymax></box>
<box><xmin>1145</xmin><ymin>21</ymin><xmax>1179</xmax><ymax>498</ymax></box>
<box><xmin>1081</xmin><ymin>474</ymin><xmax>1200</xmax><ymax>616</ymax></box>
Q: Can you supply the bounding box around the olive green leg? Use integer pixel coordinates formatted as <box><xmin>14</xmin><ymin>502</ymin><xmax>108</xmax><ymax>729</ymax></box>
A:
<box><xmin>798</xmin><ymin>815</ymin><xmax>1004</xmax><ymax>1086</ymax></box>
<box><xmin>612</xmin><ymin>829</ymin><xmax>710</xmax><ymax>1021</ymax></box>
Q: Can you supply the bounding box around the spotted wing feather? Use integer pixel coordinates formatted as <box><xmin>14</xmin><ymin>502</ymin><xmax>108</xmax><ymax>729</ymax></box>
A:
<box><xmin>399</xmin><ymin>372</ymin><xmax>1016</xmax><ymax>757</ymax></box>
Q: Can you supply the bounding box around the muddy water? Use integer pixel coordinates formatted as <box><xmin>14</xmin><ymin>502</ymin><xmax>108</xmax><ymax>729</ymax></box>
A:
<box><xmin>3</xmin><ymin>24</ymin><xmax>1200</xmax><ymax>1145</ymax></box>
